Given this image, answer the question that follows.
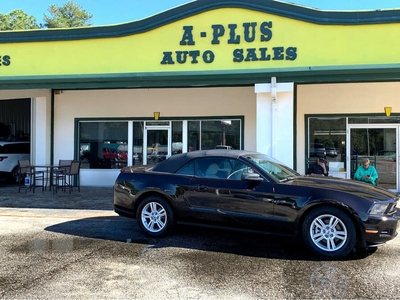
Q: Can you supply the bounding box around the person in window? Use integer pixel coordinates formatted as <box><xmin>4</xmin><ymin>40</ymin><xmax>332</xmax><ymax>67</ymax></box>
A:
<box><xmin>307</xmin><ymin>155</ymin><xmax>329</xmax><ymax>177</ymax></box>
<box><xmin>354</xmin><ymin>158</ymin><xmax>378</xmax><ymax>186</ymax></box>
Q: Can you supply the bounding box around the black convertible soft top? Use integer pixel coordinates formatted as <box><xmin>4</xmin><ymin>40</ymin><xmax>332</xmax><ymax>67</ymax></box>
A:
<box><xmin>152</xmin><ymin>149</ymin><xmax>259</xmax><ymax>173</ymax></box>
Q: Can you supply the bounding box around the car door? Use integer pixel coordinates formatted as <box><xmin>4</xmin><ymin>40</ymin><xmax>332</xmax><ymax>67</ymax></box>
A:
<box><xmin>184</xmin><ymin>157</ymin><xmax>277</xmax><ymax>230</ymax></box>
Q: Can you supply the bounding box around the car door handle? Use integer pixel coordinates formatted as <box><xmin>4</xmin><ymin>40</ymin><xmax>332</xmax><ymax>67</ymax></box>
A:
<box><xmin>195</xmin><ymin>185</ymin><xmax>208</xmax><ymax>191</ymax></box>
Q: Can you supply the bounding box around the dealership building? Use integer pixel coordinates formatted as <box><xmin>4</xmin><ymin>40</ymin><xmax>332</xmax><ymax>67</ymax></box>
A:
<box><xmin>1</xmin><ymin>0</ymin><xmax>400</xmax><ymax>190</ymax></box>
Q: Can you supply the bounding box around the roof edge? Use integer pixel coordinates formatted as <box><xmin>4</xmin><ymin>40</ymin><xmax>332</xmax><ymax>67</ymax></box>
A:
<box><xmin>1</xmin><ymin>0</ymin><xmax>399</xmax><ymax>43</ymax></box>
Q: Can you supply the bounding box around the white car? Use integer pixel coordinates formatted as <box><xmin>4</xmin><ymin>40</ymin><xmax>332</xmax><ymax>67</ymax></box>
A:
<box><xmin>326</xmin><ymin>147</ymin><xmax>338</xmax><ymax>158</ymax></box>
<box><xmin>0</xmin><ymin>141</ymin><xmax>30</xmax><ymax>183</ymax></box>
<box><xmin>215</xmin><ymin>145</ymin><xmax>233</xmax><ymax>150</ymax></box>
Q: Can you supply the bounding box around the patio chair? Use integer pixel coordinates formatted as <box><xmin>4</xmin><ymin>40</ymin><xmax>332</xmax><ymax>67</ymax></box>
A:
<box><xmin>54</xmin><ymin>160</ymin><xmax>81</xmax><ymax>193</ymax></box>
<box><xmin>55</xmin><ymin>160</ymin><xmax>73</xmax><ymax>173</ymax></box>
<box><xmin>18</xmin><ymin>160</ymin><xmax>45</xmax><ymax>193</ymax></box>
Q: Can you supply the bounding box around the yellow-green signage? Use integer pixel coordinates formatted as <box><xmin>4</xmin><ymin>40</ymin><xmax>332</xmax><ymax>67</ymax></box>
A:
<box><xmin>0</xmin><ymin>3</ymin><xmax>399</xmax><ymax>78</ymax></box>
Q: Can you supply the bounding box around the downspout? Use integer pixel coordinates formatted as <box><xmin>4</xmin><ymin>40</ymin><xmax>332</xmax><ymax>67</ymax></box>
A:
<box><xmin>271</xmin><ymin>77</ymin><xmax>277</xmax><ymax>158</ymax></box>
<box><xmin>51</xmin><ymin>90</ymin><xmax>55</xmax><ymax>164</ymax></box>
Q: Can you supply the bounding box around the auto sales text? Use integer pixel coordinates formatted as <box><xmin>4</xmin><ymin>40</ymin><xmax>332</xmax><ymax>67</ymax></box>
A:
<box><xmin>160</xmin><ymin>21</ymin><xmax>297</xmax><ymax>65</ymax></box>
<box><xmin>0</xmin><ymin>55</ymin><xmax>11</xmax><ymax>66</ymax></box>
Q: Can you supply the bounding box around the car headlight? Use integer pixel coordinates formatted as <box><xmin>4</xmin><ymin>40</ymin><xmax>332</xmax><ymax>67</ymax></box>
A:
<box><xmin>369</xmin><ymin>203</ymin><xmax>389</xmax><ymax>215</ymax></box>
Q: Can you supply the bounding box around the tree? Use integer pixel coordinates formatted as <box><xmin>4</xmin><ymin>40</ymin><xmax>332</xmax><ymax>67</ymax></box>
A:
<box><xmin>43</xmin><ymin>1</ymin><xmax>92</xmax><ymax>28</ymax></box>
<box><xmin>0</xmin><ymin>10</ymin><xmax>39</xmax><ymax>30</ymax></box>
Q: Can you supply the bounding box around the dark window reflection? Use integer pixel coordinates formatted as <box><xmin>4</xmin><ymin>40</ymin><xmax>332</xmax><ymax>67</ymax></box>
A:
<box><xmin>188</xmin><ymin>119</ymin><xmax>241</xmax><ymax>151</ymax></box>
<box><xmin>308</xmin><ymin>118</ymin><xmax>346</xmax><ymax>170</ymax></box>
<box><xmin>79</xmin><ymin>122</ymin><xmax>128</xmax><ymax>169</ymax></box>
<box><xmin>172</xmin><ymin>121</ymin><xmax>183</xmax><ymax>155</ymax></box>
<box><xmin>78</xmin><ymin>118</ymin><xmax>242</xmax><ymax>169</ymax></box>
<box><xmin>188</xmin><ymin>121</ymin><xmax>200</xmax><ymax>152</ymax></box>
<box><xmin>349</xmin><ymin>117</ymin><xmax>400</xmax><ymax>124</ymax></box>
<box><xmin>132</xmin><ymin>122</ymin><xmax>144</xmax><ymax>166</ymax></box>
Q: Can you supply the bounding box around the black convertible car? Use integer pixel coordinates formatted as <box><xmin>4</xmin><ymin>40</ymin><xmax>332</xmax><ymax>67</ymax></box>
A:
<box><xmin>114</xmin><ymin>149</ymin><xmax>399</xmax><ymax>258</ymax></box>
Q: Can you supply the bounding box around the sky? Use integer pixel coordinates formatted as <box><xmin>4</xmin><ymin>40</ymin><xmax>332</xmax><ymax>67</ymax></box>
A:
<box><xmin>1</xmin><ymin>0</ymin><xmax>400</xmax><ymax>26</ymax></box>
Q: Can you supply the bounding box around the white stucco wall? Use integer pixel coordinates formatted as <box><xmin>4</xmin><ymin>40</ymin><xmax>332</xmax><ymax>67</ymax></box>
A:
<box><xmin>0</xmin><ymin>90</ymin><xmax>50</xmax><ymax>101</ymax></box>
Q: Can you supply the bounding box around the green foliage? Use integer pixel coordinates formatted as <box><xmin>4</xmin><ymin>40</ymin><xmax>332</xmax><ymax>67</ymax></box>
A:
<box><xmin>43</xmin><ymin>1</ymin><xmax>92</xmax><ymax>28</ymax></box>
<box><xmin>0</xmin><ymin>10</ymin><xmax>39</xmax><ymax>30</ymax></box>
<box><xmin>0</xmin><ymin>1</ymin><xmax>93</xmax><ymax>30</ymax></box>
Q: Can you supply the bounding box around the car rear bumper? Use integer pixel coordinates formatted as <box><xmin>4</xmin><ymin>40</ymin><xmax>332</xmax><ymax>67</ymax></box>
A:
<box><xmin>114</xmin><ymin>204</ymin><xmax>136</xmax><ymax>219</ymax></box>
<box><xmin>113</xmin><ymin>182</ymin><xmax>137</xmax><ymax>216</ymax></box>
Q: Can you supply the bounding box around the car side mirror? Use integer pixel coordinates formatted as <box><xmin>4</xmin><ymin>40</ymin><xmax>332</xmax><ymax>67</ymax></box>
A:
<box><xmin>241</xmin><ymin>172</ymin><xmax>263</xmax><ymax>181</ymax></box>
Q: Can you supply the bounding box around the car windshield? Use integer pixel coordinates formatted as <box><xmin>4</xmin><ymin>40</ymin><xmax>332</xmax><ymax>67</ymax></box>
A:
<box><xmin>243</xmin><ymin>154</ymin><xmax>300</xmax><ymax>181</ymax></box>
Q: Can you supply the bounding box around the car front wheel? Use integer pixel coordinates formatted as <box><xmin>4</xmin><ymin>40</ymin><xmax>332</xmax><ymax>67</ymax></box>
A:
<box><xmin>137</xmin><ymin>196</ymin><xmax>174</xmax><ymax>237</ymax></box>
<box><xmin>11</xmin><ymin>166</ymin><xmax>22</xmax><ymax>184</ymax></box>
<box><xmin>302</xmin><ymin>207</ymin><xmax>356</xmax><ymax>258</ymax></box>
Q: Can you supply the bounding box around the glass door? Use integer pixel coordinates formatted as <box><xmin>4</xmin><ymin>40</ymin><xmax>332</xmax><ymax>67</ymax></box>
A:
<box><xmin>143</xmin><ymin>124</ymin><xmax>171</xmax><ymax>166</ymax></box>
<box><xmin>348</xmin><ymin>125</ymin><xmax>398</xmax><ymax>191</ymax></box>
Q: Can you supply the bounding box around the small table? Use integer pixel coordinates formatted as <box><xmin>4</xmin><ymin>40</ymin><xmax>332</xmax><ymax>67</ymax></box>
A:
<box><xmin>31</xmin><ymin>165</ymin><xmax>61</xmax><ymax>191</ymax></box>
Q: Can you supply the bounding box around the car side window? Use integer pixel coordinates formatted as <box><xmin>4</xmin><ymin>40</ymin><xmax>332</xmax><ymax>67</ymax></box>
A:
<box><xmin>175</xmin><ymin>161</ymin><xmax>195</xmax><ymax>175</ymax></box>
<box><xmin>195</xmin><ymin>158</ymin><xmax>233</xmax><ymax>179</ymax></box>
<box><xmin>227</xmin><ymin>160</ymin><xmax>253</xmax><ymax>180</ymax></box>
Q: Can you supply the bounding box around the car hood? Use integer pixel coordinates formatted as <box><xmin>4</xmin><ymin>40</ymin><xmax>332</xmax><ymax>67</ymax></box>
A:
<box><xmin>291</xmin><ymin>176</ymin><xmax>398</xmax><ymax>201</ymax></box>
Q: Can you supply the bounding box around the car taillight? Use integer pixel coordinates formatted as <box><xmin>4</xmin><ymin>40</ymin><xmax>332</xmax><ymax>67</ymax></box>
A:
<box><xmin>0</xmin><ymin>156</ymin><xmax>8</xmax><ymax>162</ymax></box>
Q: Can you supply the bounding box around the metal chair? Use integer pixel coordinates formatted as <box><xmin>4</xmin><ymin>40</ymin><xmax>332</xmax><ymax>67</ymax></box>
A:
<box><xmin>18</xmin><ymin>160</ymin><xmax>45</xmax><ymax>193</ymax></box>
<box><xmin>58</xmin><ymin>159</ymin><xmax>73</xmax><ymax>168</ymax></box>
<box><xmin>52</xmin><ymin>159</ymin><xmax>72</xmax><ymax>188</ymax></box>
<box><xmin>54</xmin><ymin>160</ymin><xmax>81</xmax><ymax>193</ymax></box>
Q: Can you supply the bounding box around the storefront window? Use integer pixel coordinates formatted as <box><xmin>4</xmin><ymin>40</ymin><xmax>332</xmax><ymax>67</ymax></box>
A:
<box><xmin>201</xmin><ymin>120</ymin><xmax>225</xmax><ymax>149</ymax></box>
<box><xmin>221</xmin><ymin>119</ymin><xmax>241</xmax><ymax>149</ymax></box>
<box><xmin>79</xmin><ymin>117</ymin><xmax>242</xmax><ymax>168</ymax></box>
<box><xmin>201</xmin><ymin>120</ymin><xmax>241</xmax><ymax>149</ymax></box>
<box><xmin>172</xmin><ymin>121</ymin><xmax>183</xmax><ymax>155</ymax></box>
<box><xmin>132</xmin><ymin>122</ymin><xmax>144</xmax><ymax>165</ymax></box>
<box><xmin>188</xmin><ymin>121</ymin><xmax>200</xmax><ymax>152</ymax></box>
<box><xmin>188</xmin><ymin>119</ymin><xmax>242</xmax><ymax>151</ymax></box>
<box><xmin>79</xmin><ymin>122</ymin><xmax>128</xmax><ymax>169</ymax></box>
<box><xmin>308</xmin><ymin>117</ymin><xmax>346</xmax><ymax>171</ymax></box>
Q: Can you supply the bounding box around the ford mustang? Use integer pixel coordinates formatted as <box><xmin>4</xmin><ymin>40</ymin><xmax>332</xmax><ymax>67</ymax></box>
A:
<box><xmin>114</xmin><ymin>149</ymin><xmax>399</xmax><ymax>258</ymax></box>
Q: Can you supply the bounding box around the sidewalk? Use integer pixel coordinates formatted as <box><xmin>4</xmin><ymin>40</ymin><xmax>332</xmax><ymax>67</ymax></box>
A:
<box><xmin>0</xmin><ymin>184</ymin><xmax>114</xmax><ymax>211</ymax></box>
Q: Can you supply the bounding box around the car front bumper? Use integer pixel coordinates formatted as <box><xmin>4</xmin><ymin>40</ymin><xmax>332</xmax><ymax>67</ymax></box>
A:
<box><xmin>363</xmin><ymin>215</ymin><xmax>399</xmax><ymax>245</ymax></box>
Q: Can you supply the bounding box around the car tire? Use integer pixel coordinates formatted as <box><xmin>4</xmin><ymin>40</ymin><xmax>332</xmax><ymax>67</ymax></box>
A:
<box><xmin>11</xmin><ymin>166</ymin><xmax>21</xmax><ymax>184</ymax></box>
<box><xmin>137</xmin><ymin>196</ymin><xmax>174</xmax><ymax>237</ymax></box>
<box><xmin>302</xmin><ymin>207</ymin><xmax>356</xmax><ymax>259</ymax></box>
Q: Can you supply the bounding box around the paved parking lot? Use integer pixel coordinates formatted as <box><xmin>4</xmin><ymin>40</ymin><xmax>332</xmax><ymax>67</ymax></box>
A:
<box><xmin>1</xmin><ymin>183</ymin><xmax>400</xmax><ymax>299</ymax></box>
<box><xmin>0</xmin><ymin>184</ymin><xmax>114</xmax><ymax>211</ymax></box>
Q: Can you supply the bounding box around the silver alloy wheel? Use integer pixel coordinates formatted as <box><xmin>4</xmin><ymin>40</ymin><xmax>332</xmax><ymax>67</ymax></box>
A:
<box><xmin>309</xmin><ymin>213</ymin><xmax>348</xmax><ymax>252</ymax></box>
<box><xmin>141</xmin><ymin>201</ymin><xmax>167</xmax><ymax>233</ymax></box>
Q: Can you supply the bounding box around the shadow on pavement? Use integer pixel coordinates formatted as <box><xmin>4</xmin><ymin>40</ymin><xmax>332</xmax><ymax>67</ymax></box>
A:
<box><xmin>44</xmin><ymin>215</ymin><xmax>372</xmax><ymax>261</ymax></box>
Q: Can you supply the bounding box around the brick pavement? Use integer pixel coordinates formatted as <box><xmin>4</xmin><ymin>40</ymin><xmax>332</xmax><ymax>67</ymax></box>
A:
<box><xmin>0</xmin><ymin>184</ymin><xmax>114</xmax><ymax>210</ymax></box>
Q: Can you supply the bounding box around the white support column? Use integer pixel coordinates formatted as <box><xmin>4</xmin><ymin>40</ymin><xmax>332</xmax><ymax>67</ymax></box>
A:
<box><xmin>128</xmin><ymin>121</ymin><xmax>133</xmax><ymax>166</ymax></box>
<box><xmin>255</xmin><ymin>89</ymin><xmax>271</xmax><ymax>155</ymax></box>
<box><xmin>31</xmin><ymin>97</ymin><xmax>50</xmax><ymax>165</ymax></box>
<box><xmin>254</xmin><ymin>79</ymin><xmax>294</xmax><ymax>167</ymax></box>
<box><xmin>182</xmin><ymin>120</ymin><xmax>188</xmax><ymax>153</ymax></box>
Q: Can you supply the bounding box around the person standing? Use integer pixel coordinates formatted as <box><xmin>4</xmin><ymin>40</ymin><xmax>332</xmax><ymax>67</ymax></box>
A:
<box><xmin>354</xmin><ymin>158</ymin><xmax>378</xmax><ymax>186</ymax></box>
